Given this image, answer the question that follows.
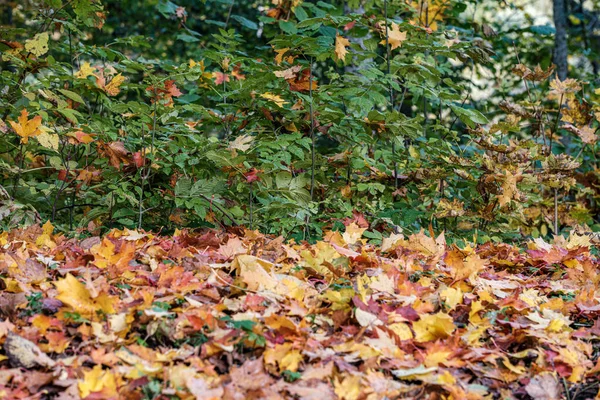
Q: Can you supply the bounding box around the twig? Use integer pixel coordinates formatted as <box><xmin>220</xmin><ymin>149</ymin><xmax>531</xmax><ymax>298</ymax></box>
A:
<box><xmin>554</xmin><ymin>188</ymin><xmax>559</xmax><ymax>235</ymax></box>
<box><xmin>309</xmin><ymin>58</ymin><xmax>316</xmax><ymax>201</ymax></box>
<box><xmin>198</xmin><ymin>193</ymin><xmax>238</xmax><ymax>226</ymax></box>
<box><xmin>384</xmin><ymin>0</ymin><xmax>398</xmax><ymax>189</ymax></box>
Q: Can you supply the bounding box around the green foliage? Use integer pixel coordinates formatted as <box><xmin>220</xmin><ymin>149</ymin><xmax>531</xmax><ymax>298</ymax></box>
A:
<box><xmin>1</xmin><ymin>0</ymin><xmax>599</xmax><ymax>241</ymax></box>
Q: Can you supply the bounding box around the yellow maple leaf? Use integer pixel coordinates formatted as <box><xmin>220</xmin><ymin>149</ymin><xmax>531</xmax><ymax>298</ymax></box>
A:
<box><xmin>9</xmin><ymin>109</ymin><xmax>43</xmax><ymax>144</ymax></box>
<box><xmin>413</xmin><ymin>312</ymin><xmax>455</xmax><ymax>342</ymax></box>
<box><xmin>380</xmin><ymin>23</ymin><xmax>407</xmax><ymax>50</ymax></box>
<box><xmin>273</xmin><ymin>47</ymin><xmax>291</xmax><ymax>65</ymax></box>
<box><xmin>78</xmin><ymin>365</ymin><xmax>118</xmax><ymax>398</ymax></box>
<box><xmin>75</xmin><ymin>61</ymin><xmax>96</xmax><ymax>79</ymax></box>
<box><xmin>104</xmin><ymin>73</ymin><xmax>125</xmax><ymax>96</ymax></box>
<box><xmin>260</xmin><ymin>92</ymin><xmax>287</xmax><ymax>107</ymax></box>
<box><xmin>335</xmin><ymin>34</ymin><xmax>351</xmax><ymax>61</ymax></box>
<box><xmin>264</xmin><ymin>342</ymin><xmax>303</xmax><ymax>372</ymax></box>
<box><xmin>342</xmin><ymin>222</ymin><xmax>366</xmax><ymax>245</ymax></box>
<box><xmin>232</xmin><ymin>254</ymin><xmax>278</xmax><ymax>291</ymax></box>
<box><xmin>55</xmin><ymin>273</ymin><xmax>116</xmax><ymax>317</ymax></box>
<box><xmin>36</xmin><ymin>126</ymin><xmax>60</xmax><ymax>150</ymax></box>
<box><xmin>25</xmin><ymin>32</ymin><xmax>49</xmax><ymax>56</ymax></box>
<box><xmin>410</xmin><ymin>0</ymin><xmax>447</xmax><ymax>31</ymax></box>
<box><xmin>35</xmin><ymin>220</ymin><xmax>56</xmax><ymax>249</ymax></box>
<box><xmin>334</xmin><ymin>375</ymin><xmax>361</xmax><ymax>400</ymax></box>
<box><xmin>440</xmin><ymin>286</ymin><xmax>463</xmax><ymax>310</ymax></box>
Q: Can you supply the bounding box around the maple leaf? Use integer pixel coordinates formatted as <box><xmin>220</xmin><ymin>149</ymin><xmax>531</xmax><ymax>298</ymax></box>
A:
<box><xmin>410</xmin><ymin>0</ymin><xmax>447</xmax><ymax>31</ymax></box>
<box><xmin>549</xmin><ymin>76</ymin><xmax>582</xmax><ymax>100</ymax></box>
<box><xmin>104</xmin><ymin>73</ymin><xmax>125</xmax><ymax>96</ymax></box>
<box><xmin>261</xmin><ymin>92</ymin><xmax>287</xmax><ymax>107</ymax></box>
<box><xmin>244</xmin><ymin>167</ymin><xmax>261</xmax><ymax>183</ymax></box>
<box><xmin>264</xmin><ymin>342</ymin><xmax>303</xmax><ymax>372</ymax></box>
<box><xmin>412</xmin><ymin>312</ymin><xmax>455</xmax><ymax>342</ymax></box>
<box><xmin>96</xmin><ymin>69</ymin><xmax>125</xmax><ymax>96</ymax></box>
<box><xmin>9</xmin><ymin>109</ymin><xmax>43</xmax><ymax>144</ymax></box>
<box><xmin>273</xmin><ymin>47</ymin><xmax>293</xmax><ymax>65</ymax></box>
<box><xmin>342</xmin><ymin>222</ymin><xmax>366</xmax><ymax>245</ymax></box>
<box><xmin>146</xmin><ymin>79</ymin><xmax>183</xmax><ymax>107</ymax></box>
<box><xmin>98</xmin><ymin>141</ymin><xmax>130</xmax><ymax>169</ymax></box>
<box><xmin>54</xmin><ymin>273</ymin><xmax>116</xmax><ymax>317</ymax></box>
<box><xmin>75</xmin><ymin>61</ymin><xmax>96</xmax><ymax>79</ymax></box>
<box><xmin>25</xmin><ymin>32</ymin><xmax>49</xmax><ymax>56</ymax></box>
<box><xmin>213</xmin><ymin>71</ymin><xmax>230</xmax><ymax>85</ymax></box>
<box><xmin>274</xmin><ymin>65</ymin><xmax>302</xmax><ymax>80</ymax></box>
<box><xmin>512</xmin><ymin>64</ymin><xmax>555</xmax><ymax>81</ymax></box>
<box><xmin>334</xmin><ymin>375</ymin><xmax>361</xmax><ymax>400</ymax></box>
<box><xmin>78</xmin><ymin>365</ymin><xmax>118</xmax><ymax>398</ymax></box>
<box><xmin>335</xmin><ymin>34</ymin><xmax>351</xmax><ymax>61</ymax></box>
<box><xmin>67</xmin><ymin>130</ymin><xmax>95</xmax><ymax>144</ymax></box>
<box><xmin>498</xmin><ymin>169</ymin><xmax>521</xmax><ymax>207</ymax></box>
<box><xmin>563</xmin><ymin>123</ymin><xmax>597</xmax><ymax>145</ymax></box>
<box><xmin>380</xmin><ymin>23</ymin><xmax>407</xmax><ymax>50</ymax></box>
<box><xmin>228</xmin><ymin>134</ymin><xmax>254</xmax><ymax>152</ymax></box>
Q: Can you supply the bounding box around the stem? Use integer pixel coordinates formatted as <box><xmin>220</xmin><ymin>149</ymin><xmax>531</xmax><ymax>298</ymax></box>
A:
<box><xmin>138</xmin><ymin>124</ymin><xmax>147</xmax><ymax>230</ymax></box>
<box><xmin>249</xmin><ymin>182</ymin><xmax>253</xmax><ymax>229</ymax></box>
<box><xmin>384</xmin><ymin>0</ymin><xmax>398</xmax><ymax>189</ymax></box>
<box><xmin>224</xmin><ymin>0</ymin><xmax>235</xmax><ymax>28</ymax></box>
<box><xmin>11</xmin><ymin>144</ymin><xmax>24</xmax><ymax>198</ymax></box>
<box><xmin>549</xmin><ymin>93</ymin><xmax>564</xmax><ymax>156</ymax></box>
<box><xmin>198</xmin><ymin>193</ymin><xmax>237</xmax><ymax>225</ymax></box>
<box><xmin>554</xmin><ymin>188</ymin><xmax>559</xmax><ymax>235</ymax></box>
<box><xmin>309</xmin><ymin>58</ymin><xmax>316</xmax><ymax>201</ymax></box>
<box><xmin>138</xmin><ymin>88</ymin><xmax>158</xmax><ymax>230</ymax></box>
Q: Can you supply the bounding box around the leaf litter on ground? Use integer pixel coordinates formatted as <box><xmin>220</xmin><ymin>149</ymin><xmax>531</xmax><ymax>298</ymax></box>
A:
<box><xmin>0</xmin><ymin>223</ymin><xmax>600</xmax><ymax>399</ymax></box>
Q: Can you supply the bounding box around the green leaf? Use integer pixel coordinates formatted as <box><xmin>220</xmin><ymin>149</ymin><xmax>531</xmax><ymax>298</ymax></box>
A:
<box><xmin>57</xmin><ymin>89</ymin><xmax>85</xmax><ymax>104</ymax></box>
<box><xmin>231</xmin><ymin>15</ymin><xmax>258</xmax><ymax>30</ymax></box>
<box><xmin>449</xmin><ymin>104</ymin><xmax>489</xmax><ymax>128</ymax></box>
<box><xmin>279</xmin><ymin>21</ymin><xmax>298</xmax><ymax>34</ymax></box>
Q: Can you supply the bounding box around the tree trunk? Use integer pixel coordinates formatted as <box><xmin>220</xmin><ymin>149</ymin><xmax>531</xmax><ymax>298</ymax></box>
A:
<box><xmin>553</xmin><ymin>0</ymin><xmax>568</xmax><ymax>80</ymax></box>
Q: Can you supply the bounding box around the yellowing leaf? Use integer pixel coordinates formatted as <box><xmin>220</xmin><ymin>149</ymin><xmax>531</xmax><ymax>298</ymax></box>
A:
<box><xmin>440</xmin><ymin>286</ymin><xmax>463</xmax><ymax>310</ymax></box>
<box><xmin>260</xmin><ymin>92</ymin><xmax>287</xmax><ymax>107</ymax></box>
<box><xmin>104</xmin><ymin>73</ymin><xmax>125</xmax><ymax>96</ymax></box>
<box><xmin>78</xmin><ymin>365</ymin><xmax>118</xmax><ymax>398</ymax></box>
<box><xmin>36</xmin><ymin>126</ymin><xmax>60</xmax><ymax>150</ymax></box>
<box><xmin>75</xmin><ymin>61</ymin><xmax>96</xmax><ymax>79</ymax></box>
<box><xmin>342</xmin><ymin>222</ymin><xmax>366</xmax><ymax>245</ymax></box>
<box><xmin>233</xmin><ymin>254</ymin><xmax>278</xmax><ymax>291</ymax></box>
<box><xmin>264</xmin><ymin>343</ymin><xmax>303</xmax><ymax>372</ymax></box>
<box><xmin>334</xmin><ymin>375</ymin><xmax>361</xmax><ymax>400</ymax></box>
<box><xmin>35</xmin><ymin>220</ymin><xmax>56</xmax><ymax>248</ymax></box>
<box><xmin>228</xmin><ymin>134</ymin><xmax>254</xmax><ymax>152</ymax></box>
<box><xmin>389</xmin><ymin>322</ymin><xmax>414</xmax><ymax>340</ymax></box>
<box><xmin>9</xmin><ymin>109</ymin><xmax>43</xmax><ymax>144</ymax></box>
<box><xmin>54</xmin><ymin>273</ymin><xmax>116</xmax><ymax>317</ymax></box>
<box><xmin>273</xmin><ymin>47</ymin><xmax>291</xmax><ymax>65</ymax></box>
<box><xmin>380</xmin><ymin>23</ymin><xmax>407</xmax><ymax>50</ymax></box>
<box><xmin>413</xmin><ymin>312</ymin><xmax>455</xmax><ymax>342</ymax></box>
<box><xmin>335</xmin><ymin>34</ymin><xmax>351</xmax><ymax>61</ymax></box>
<box><xmin>25</xmin><ymin>32</ymin><xmax>49</xmax><ymax>56</ymax></box>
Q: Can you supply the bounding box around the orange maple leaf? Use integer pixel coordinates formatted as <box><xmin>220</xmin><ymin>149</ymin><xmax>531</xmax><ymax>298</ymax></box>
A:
<box><xmin>9</xmin><ymin>109</ymin><xmax>43</xmax><ymax>144</ymax></box>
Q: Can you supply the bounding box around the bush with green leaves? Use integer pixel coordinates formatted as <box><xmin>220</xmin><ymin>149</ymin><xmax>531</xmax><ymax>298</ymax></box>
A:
<box><xmin>1</xmin><ymin>0</ymin><xmax>599</xmax><ymax>241</ymax></box>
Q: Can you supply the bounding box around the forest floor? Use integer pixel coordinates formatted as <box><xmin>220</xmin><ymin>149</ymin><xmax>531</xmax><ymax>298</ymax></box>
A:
<box><xmin>1</xmin><ymin>223</ymin><xmax>600</xmax><ymax>399</ymax></box>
